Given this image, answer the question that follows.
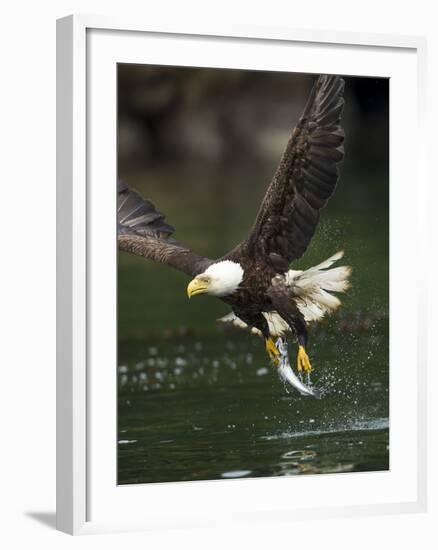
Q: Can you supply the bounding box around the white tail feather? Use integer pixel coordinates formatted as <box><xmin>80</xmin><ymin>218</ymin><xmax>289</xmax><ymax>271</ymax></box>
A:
<box><xmin>218</xmin><ymin>311</ymin><xmax>290</xmax><ymax>337</ymax></box>
<box><xmin>305</xmin><ymin>250</ymin><xmax>344</xmax><ymax>272</ymax></box>
<box><xmin>287</xmin><ymin>251</ymin><xmax>351</xmax><ymax>322</ymax></box>
<box><xmin>217</xmin><ymin>312</ymin><xmax>249</xmax><ymax>330</ymax></box>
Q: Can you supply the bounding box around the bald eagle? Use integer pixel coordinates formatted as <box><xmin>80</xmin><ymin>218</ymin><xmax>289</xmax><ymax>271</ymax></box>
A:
<box><xmin>118</xmin><ymin>74</ymin><xmax>351</xmax><ymax>379</ymax></box>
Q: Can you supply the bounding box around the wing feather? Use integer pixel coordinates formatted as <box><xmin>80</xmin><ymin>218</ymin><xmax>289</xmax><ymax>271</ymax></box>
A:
<box><xmin>118</xmin><ymin>181</ymin><xmax>213</xmax><ymax>277</ymax></box>
<box><xmin>226</xmin><ymin>74</ymin><xmax>345</xmax><ymax>266</ymax></box>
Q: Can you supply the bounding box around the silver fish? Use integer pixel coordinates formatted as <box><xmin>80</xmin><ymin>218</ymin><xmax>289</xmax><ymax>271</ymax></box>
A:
<box><xmin>276</xmin><ymin>338</ymin><xmax>321</xmax><ymax>399</ymax></box>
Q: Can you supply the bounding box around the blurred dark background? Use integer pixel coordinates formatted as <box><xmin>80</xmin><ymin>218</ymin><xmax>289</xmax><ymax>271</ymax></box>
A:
<box><xmin>117</xmin><ymin>65</ymin><xmax>389</xmax><ymax>343</ymax></box>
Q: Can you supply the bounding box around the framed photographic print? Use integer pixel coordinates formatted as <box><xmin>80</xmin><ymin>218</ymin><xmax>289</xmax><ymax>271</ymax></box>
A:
<box><xmin>57</xmin><ymin>15</ymin><xmax>427</xmax><ymax>535</ymax></box>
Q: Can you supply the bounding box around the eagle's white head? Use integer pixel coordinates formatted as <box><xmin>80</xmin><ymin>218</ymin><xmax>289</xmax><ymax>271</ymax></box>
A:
<box><xmin>187</xmin><ymin>260</ymin><xmax>244</xmax><ymax>298</ymax></box>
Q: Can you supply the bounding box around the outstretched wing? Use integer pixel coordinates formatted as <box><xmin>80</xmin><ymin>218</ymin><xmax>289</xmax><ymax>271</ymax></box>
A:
<box><xmin>118</xmin><ymin>181</ymin><xmax>213</xmax><ymax>277</ymax></box>
<box><xmin>226</xmin><ymin>75</ymin><xmax>345</xmax><ymax>269</ymax></box>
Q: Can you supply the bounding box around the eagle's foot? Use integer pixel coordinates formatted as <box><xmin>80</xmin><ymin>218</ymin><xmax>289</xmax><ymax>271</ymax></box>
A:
<box><xmin>265</xmin><ymin>337</ymin><xmax>281</xmax><ymax>365</ymax></box>
<box><xmin>297</xmin><ymin>345</ymin><xmax>312</xmax><ymax>373</ymax></box>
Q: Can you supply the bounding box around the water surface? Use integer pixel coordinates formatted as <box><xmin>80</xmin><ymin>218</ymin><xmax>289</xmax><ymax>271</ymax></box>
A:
<box><xmin>117</xmin><ymin>161</ymin><xmax>389</xmax><ymax>485</ymax></box>
<box><xmin>118</xmin><ymin>323</ymin><xmax>389</xmax><ymax>484</ymax></box>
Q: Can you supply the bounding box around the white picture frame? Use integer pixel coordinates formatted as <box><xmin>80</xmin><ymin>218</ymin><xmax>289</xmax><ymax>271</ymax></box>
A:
<box><xmin>56</xmin><ymin>14</ymin><xmax>428</xmax><ymax>535</ymax></box>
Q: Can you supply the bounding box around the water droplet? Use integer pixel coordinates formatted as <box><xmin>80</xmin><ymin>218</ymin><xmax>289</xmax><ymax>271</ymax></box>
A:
<box><xmin>221</xmin><ymin>470</ymin><xmax>251</xmax><ymax>479</ymax></box>
<box><xmin>257</xmin><ymin>367</ymin><xmax>268</xmax><ymax>376</ymax></box>
<box><xmin>282</xmin><ymin>450</ymin><xmax>316</xmax><ymax>461</ymax></box>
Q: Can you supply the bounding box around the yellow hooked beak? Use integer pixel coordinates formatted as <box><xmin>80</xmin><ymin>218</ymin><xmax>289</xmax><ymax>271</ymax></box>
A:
<box><xmin>187</xmin><ymin>278</ymin><xmax>209</xmax><ymax>299</ymax></box>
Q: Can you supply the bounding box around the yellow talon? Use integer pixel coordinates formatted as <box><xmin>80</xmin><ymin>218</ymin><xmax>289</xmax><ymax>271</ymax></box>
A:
<box><xmin>297</xmin><ymin>345</ymin><xmax>312</xmax><ymax>373</ymax></box>
<box><xmin>265</xmin><ymin>337</ymin><xmax>280</xmax><ymax>365</ymax></box>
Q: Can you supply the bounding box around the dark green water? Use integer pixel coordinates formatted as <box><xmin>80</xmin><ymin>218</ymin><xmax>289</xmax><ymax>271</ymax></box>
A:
<box><xmin>117</xmin><ymin>162</ymin><xmax>389</xmax><ymax>485</ymax></box>
<box><xmin>118</xmin><ymin>326</ymin><xmax>389</xmax><ymax>484</ymax></box>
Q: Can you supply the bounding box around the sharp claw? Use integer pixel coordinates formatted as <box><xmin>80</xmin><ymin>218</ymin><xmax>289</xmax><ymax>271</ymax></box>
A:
<box><xmin>297</xmin><ymin>345</ymin><xmax>312</xmax><ymax>374</ymax></box>
<box><xmin>265</xmin><ymin>338</ymin><xmax>280</xmax><ymax>365</ymax></box>
<box><xmin>269</xmin><ymin>351</ymin><xmax>280</xmax><ymax>365</ymax></box>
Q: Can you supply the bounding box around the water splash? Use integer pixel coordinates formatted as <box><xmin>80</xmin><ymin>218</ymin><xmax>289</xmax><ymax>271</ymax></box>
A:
<box><xmin>261</xmin><ymin>416</ymin><xmax>389</xmax><ymax>441</ymax></box>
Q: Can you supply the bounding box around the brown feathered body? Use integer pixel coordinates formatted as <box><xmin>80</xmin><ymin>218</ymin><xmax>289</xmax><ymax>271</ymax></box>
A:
<box><xmin>220</xmin><ymin>256</ymin><xmax>277</xmax><ymax>315</ymax></box>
